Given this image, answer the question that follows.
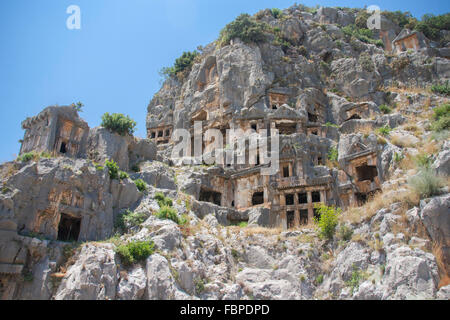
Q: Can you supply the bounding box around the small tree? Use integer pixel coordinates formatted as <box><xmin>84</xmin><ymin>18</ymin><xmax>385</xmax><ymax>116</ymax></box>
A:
<box><xmin>157</xmin><ymin>206</ymin><xmax>180</xmax><ymax>224</ymax></box>
<box><xmin>271</xmin><ymin>8</ymin><xmax>283</xmax><ymax>19</ymax></box>
<box><xmin>116</xmin><ymin>241</ymin><xmax>155</xmax><ymax>266</ymax></box>
<box><xmin>314</xmin><ymin>204</ymin><xmax>341</xmax><ymax>240</ymax></box>
<box><xmin>72</xmin><ymin>102</ymin><xmax>84</xmax><ymax>112</ymax></box>
<box><xmin>105</xmin><ymin>159</ymin><xmax>119</xmax><ymax>180</ymax></box>
<box><xmin>379</xmin><ymin>104</ymin><xmax>392</xmax><ymax>114</ymax></box>
<box><xmin>218</xmin><ymin>13</ymin><xmax>267</xmax><ymax>47</ymax></box>
<box><xmin>377</xmin><ymin>125</ymin><xmax>392</xmax><ymax>136</ymax></box>
<box><xmin>134</xmin><ymin>179</ymin><xmax>147</xmax><ymax>192</ymax></box>
<box><xmin>101</xmin><ymin>113</ymin><xmax>136</xmax><ymax>136</ymax></box>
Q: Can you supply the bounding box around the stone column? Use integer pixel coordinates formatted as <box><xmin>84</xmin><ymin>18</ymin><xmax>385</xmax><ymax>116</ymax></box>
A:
<box><xmin>294</xmin><ymin>210</ymin><xmax>300</xmax><ymax>228</ymax></box>
<box><xmin>280</xmin><ymin>211</ymin><xmax>287</xmax><ymax>230</ymax></box>
<box><xmin>307</xmin><ymin>192</ymin><xmax>314</xmax><ymax>223</ymax></box>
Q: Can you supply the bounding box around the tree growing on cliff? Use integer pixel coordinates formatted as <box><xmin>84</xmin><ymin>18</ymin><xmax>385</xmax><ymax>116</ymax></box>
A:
<box><xmin>314</xmin><ymin>204</ymin><xmax>341</xmax><ymax>240</ymax></box>
<box><xmin>101</xmin><ymin>112</ymin><xmax>136</xmax><ymax>136</ymax></box>
<box><xmin>160</xmin><ymin>50</ymin><xmax>199</xmax><ymax>81</ymax></box>
<box><xmin>218</xmin><ymin>13</ymin><xmax>268</xmax><ymax>47</ymax></box>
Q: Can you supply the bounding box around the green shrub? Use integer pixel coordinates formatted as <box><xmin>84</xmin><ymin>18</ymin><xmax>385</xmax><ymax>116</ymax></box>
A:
<box><xmin>382</xmin><ymin>10</ymin><xmax>417</xmax><ymax>29</ymax></box>
<box><xmin>271</xmin><ymin>8</ymin><xmax>283</xmax><ymax>19</ymax></box>
<box><xmin>71</xmin><ymin>101</ymin><xmax>84</xmax><ymax>112</ymax></box>
<box><xmin>160</xmin><ymin>51</ymin><xmax>199</xmax><ymax>80</ymax></box>
<box><xmin>430</xmin><ymin>103</ymin><xmax>450</xmax><ymax>132</ymax></box>
<box><xmin>431</xmin><ymin>116</ymin><xmax>450</xmax><ymax>132</ymax></box>
<box><xmin>431</xmin><ymin>81</ymin><xmax>450</xmax><ymax>96</ymax></box>
<box><xmin>218</xmin><ymin>14</ymin><xmax>267</xmax><ymax>47</ymax></box>
<box><xmin>346</xmin><ymin>266</ymin><xmax>363</xmax><ymax>294</ymax></box>
<box><xmin>119</xmin><ymin>171</ymin><xmax>129</xmax><ymax>180</ymax></box>
<box><xmin>314</xmin><ymin>204</ymin><xmax>341</xmax><ymax>240</ymax></box>
<box><xmin>432</xmin><ymin>104</ymin><xmax>450</xmax><ymax>120</ymax></box>
<box><xmin>328</xmin><ymin>146</ymin><xmax>338</xmax><ymax>162</ymax></box>
<box><xmin>17</xmin><ymin>152</ymin><xmax>35</xmax><ymax>163</ymax></box>
<box><xmin>325</xmin><ymin>122</ymin><xmax>339</xmax><ymax>128</ymax></box>
<box><xmin>155</xmin><ymin>192</ymin><xmax>173</xmax><ymax>207</ymax></box>
<box><xmin>195</xmin><ymin>278</ymin><xmax>206</xmax><ymax>294</ymax></box>
<box><xmin>238</xmin><ymin>222</ymin><xmax>248</xmax><ymax>228</ymax></box>
<box><xmin>179</xmin><ymin>214</ymin><xmax>189</xmax><ymax>226</ymax></box>
<box><xmin>40</xmin><ymin>152</ymin><xmax>52</xmax><ymax>159</ymax></box>
<box><xmin>342</xmin><ymin>24</ymin><xmax>384</xmax><ymax>47</ymax></box>
<box><xmin>338</xmin><ymin>224</ymin><xmax>353</xmax><ymax>241</ymax></box>
<box><xmin>18</xmin><ymin>151</ymin><xmax>55</xmax><ymax>163</ymax></box>
<box><xmin>101</xmin><ymin>113</ymin><xmax>136</xmax><ymax>136</ymax></box>
<box><xmin>105</xmin><ymin>159</ymin><xmax>119</xmax><ymax>180</ymax></box>
<box><xmin>391</xmin><ymin>56</ymin><xmax>410</xmax><ymax>71</ymax></box>
<box><xmin>359</xmin><ymin>53</ymin><xmax>374</xmax><ymax>72</ymax></box>
<box><xmin>408</xmin><ymin>168</ymin><xmax>444</xmax><ymax>198</ymax></box>
<box><xmin>355</xmin><ymin>11</ymin><xmax>371</xmax><ymax>29</ymax></box>
<box><xmin>394</xmin><ymin>152</ymin><xmax>404</xmax><ymax>163</ymax></box>
<box><xmin>134</xmin><ymin>179</ymin><xmax>147</xmax><ymax>192</ymax></box>
<box><xmin>377</xmin><ymin>125</ymin><xmax>392</xmax><ymax>136</ymax></box>
<box><xmin>315</xmin><ymin>274</ymin><xmax>324</xmax><ymax>284</ymax></box>
<box><xmin>415</xmin><ymin>13</ymin><xmax>450</xmax><ymax>42</ymax></box>
<box><xmin>116</xmin><ymin>241</ymin><xmax>155</xmax><ymax>266</ymax></box>
<box><xmin>379</xmin><ymin>104</ymin><xmax>392</xmax><ymax>114</ymax></box>
<box><xmin>156</xmin><ymin>206</ymin><xmax>180</xmax><ymax>224</ymax></box>
<box><xmin>116</xmin><ymin>210</ymin><xmax>148</xmax><ymax>231</ymax></box>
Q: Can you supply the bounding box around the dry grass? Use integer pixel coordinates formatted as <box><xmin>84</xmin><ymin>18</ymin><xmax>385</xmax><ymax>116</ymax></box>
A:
<box><xmin>356</xmin><ymin>125</ymin><xmax>374</xmax><ymax>138</ymax></box>
<box><xmin>341</xmin><ymin>189</ymin><xmax>420</xmax><ymax>225</ymax></box>
<box><xmin>0</xmin><ymin>162</ymin><xmax>19</xmax><ymax>179</ymax></box>
<box><xmin>419</xmin><ymin>140</ymin><xmax>440</xmax><ymax>156</ymax></box>
<box><xmin>242</xmin><ymin>226</ymin><xmax>283</xmax><ymax>237</ymax></box>
<box><xmin>398</xmin><ymin>153</ymin><xmax>419</xmax><ymax>172</ymax></box>
<box><xmin>403</xmin><ymin>124</ymin><xmax>420</xmax><ymax>133</ymax></box>
<box><xmin>390</xmin><ymin>135</ymin><xmax>415</xmax><ymax>148</ymax></box>
<box><xmin>384</xmin><ymin>85</ymin><xmax>430</xmax><ymax>95</ymax></box>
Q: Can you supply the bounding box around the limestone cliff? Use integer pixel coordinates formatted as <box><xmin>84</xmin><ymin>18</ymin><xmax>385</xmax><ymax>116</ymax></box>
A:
<box><xmin>1</xmin><ymin>5</ymin><xmax>449</xmax><ymax>300</ymax></box>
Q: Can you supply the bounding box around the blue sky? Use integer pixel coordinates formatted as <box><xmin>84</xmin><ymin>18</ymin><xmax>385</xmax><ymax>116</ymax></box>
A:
<box><xmin>0</xmin><ymin>0</ymin><xmax>449</xmax><ymax>163</ymax></box>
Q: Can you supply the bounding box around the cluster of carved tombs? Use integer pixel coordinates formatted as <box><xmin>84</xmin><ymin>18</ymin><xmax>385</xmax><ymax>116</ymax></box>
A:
<box><xmin>146</xmin><ymin>89</ymin><xmax>382</xmax><ymax>230</ymax></box>
<box><xmin>13</xmin><ymin>88</ymin><xmax>383</xmax><ymax>245</ymax></box>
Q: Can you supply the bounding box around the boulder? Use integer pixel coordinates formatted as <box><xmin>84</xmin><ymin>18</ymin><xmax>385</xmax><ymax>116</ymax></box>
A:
<box><xmin>55</xmin><ymin>243</ymin><xmax>118</xmax><ymax>300</ymax></box>
<box><xmin>381</xmin><ymin>246</ymin><xmax>439</xmax><ymax>300</ymax></box>
<box><xmin>87</xmin><ymin>127</ymin><xmax>131</xmax><ymax>170</ymax></box>
<box><xmin>433</xmin><ymin>141</ymin><xmax>450</xmax><ymax>177</ymax></box>
<box><xmin>116</xmin><ymin>265</ymin><xmax>147</xmax><ymax>300</ymax></box>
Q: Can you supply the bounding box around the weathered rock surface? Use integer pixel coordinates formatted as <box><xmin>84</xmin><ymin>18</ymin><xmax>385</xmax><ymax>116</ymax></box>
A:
<box><xmin>55</xmin><ymin>243</ymin><xmax>118</xmax><ymax>300</ymax></box>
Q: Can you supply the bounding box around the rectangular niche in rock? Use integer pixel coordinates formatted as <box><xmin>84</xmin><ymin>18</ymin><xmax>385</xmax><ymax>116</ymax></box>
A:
<box><xmin>287</xmin><ymin>211</ymin><xmax>295</xmax><ymax>229</ymax></box>
<box><xmin>355</xmin><ymin>165</ymin><xmax>378</xmax><ymax>182</ymax></box>
<box><xmin>300</xmin><ymin>209</ymin><xmax>308</xmax><ymax>225</ymax></box>
<box><xmin>252</xmin><ymin>191</ymin><xmax>264</xmax><ymax>206</ymax></box>
<box><xmin>57</xmin><ymin>213</ymin><xmax>81</xmax><ymax>242</ymax></box>
<box><xmin>199</xmin><ymin>188</ymin><xmax>222</xmax><ymax>206</ymax></box>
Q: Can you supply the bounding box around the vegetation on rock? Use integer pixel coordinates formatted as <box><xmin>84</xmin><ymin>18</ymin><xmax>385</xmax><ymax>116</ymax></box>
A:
<box><xmin>101</xmin><ymin>112</ymin><xmax>136</xmax><ymax>136</ymax></box>
<box><xmin>116</xmin><ymin>240</ymin><xmax>155</xmax><ymax>266</ymax></box>
<box><xmin>160</xmin><ymin>51</ymin><xmax>199</xmax><ymax>81</ymax></box>
<box><xmin>218</xmin><ymin>13</ymin><xmax>268</xmax><ymax>47</ymax></box>
<box><xmin>115</xmin><ymin>210</ymin><xmax>148</xmax><ymax>232</ymax></box>
<box><xmin>105</xmin><ymin>159</ymin><xmax>120</xmax><ymax>180</ymax></box>
<box><xmin>314</xmin><ymin>204</ymin><xmax>341</xmax><ymax>240</ymax></box>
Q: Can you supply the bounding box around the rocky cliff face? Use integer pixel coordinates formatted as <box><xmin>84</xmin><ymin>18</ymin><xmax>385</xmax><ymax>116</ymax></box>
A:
<box><xmin>1</xmin><ymin>5</ymin><xmax>449</xmax><ymax>300</ymax></box>
<box><xmin>147</xmin><ymin>7</ymin><xmax>449</xmax><ymax>134</ymax></box>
